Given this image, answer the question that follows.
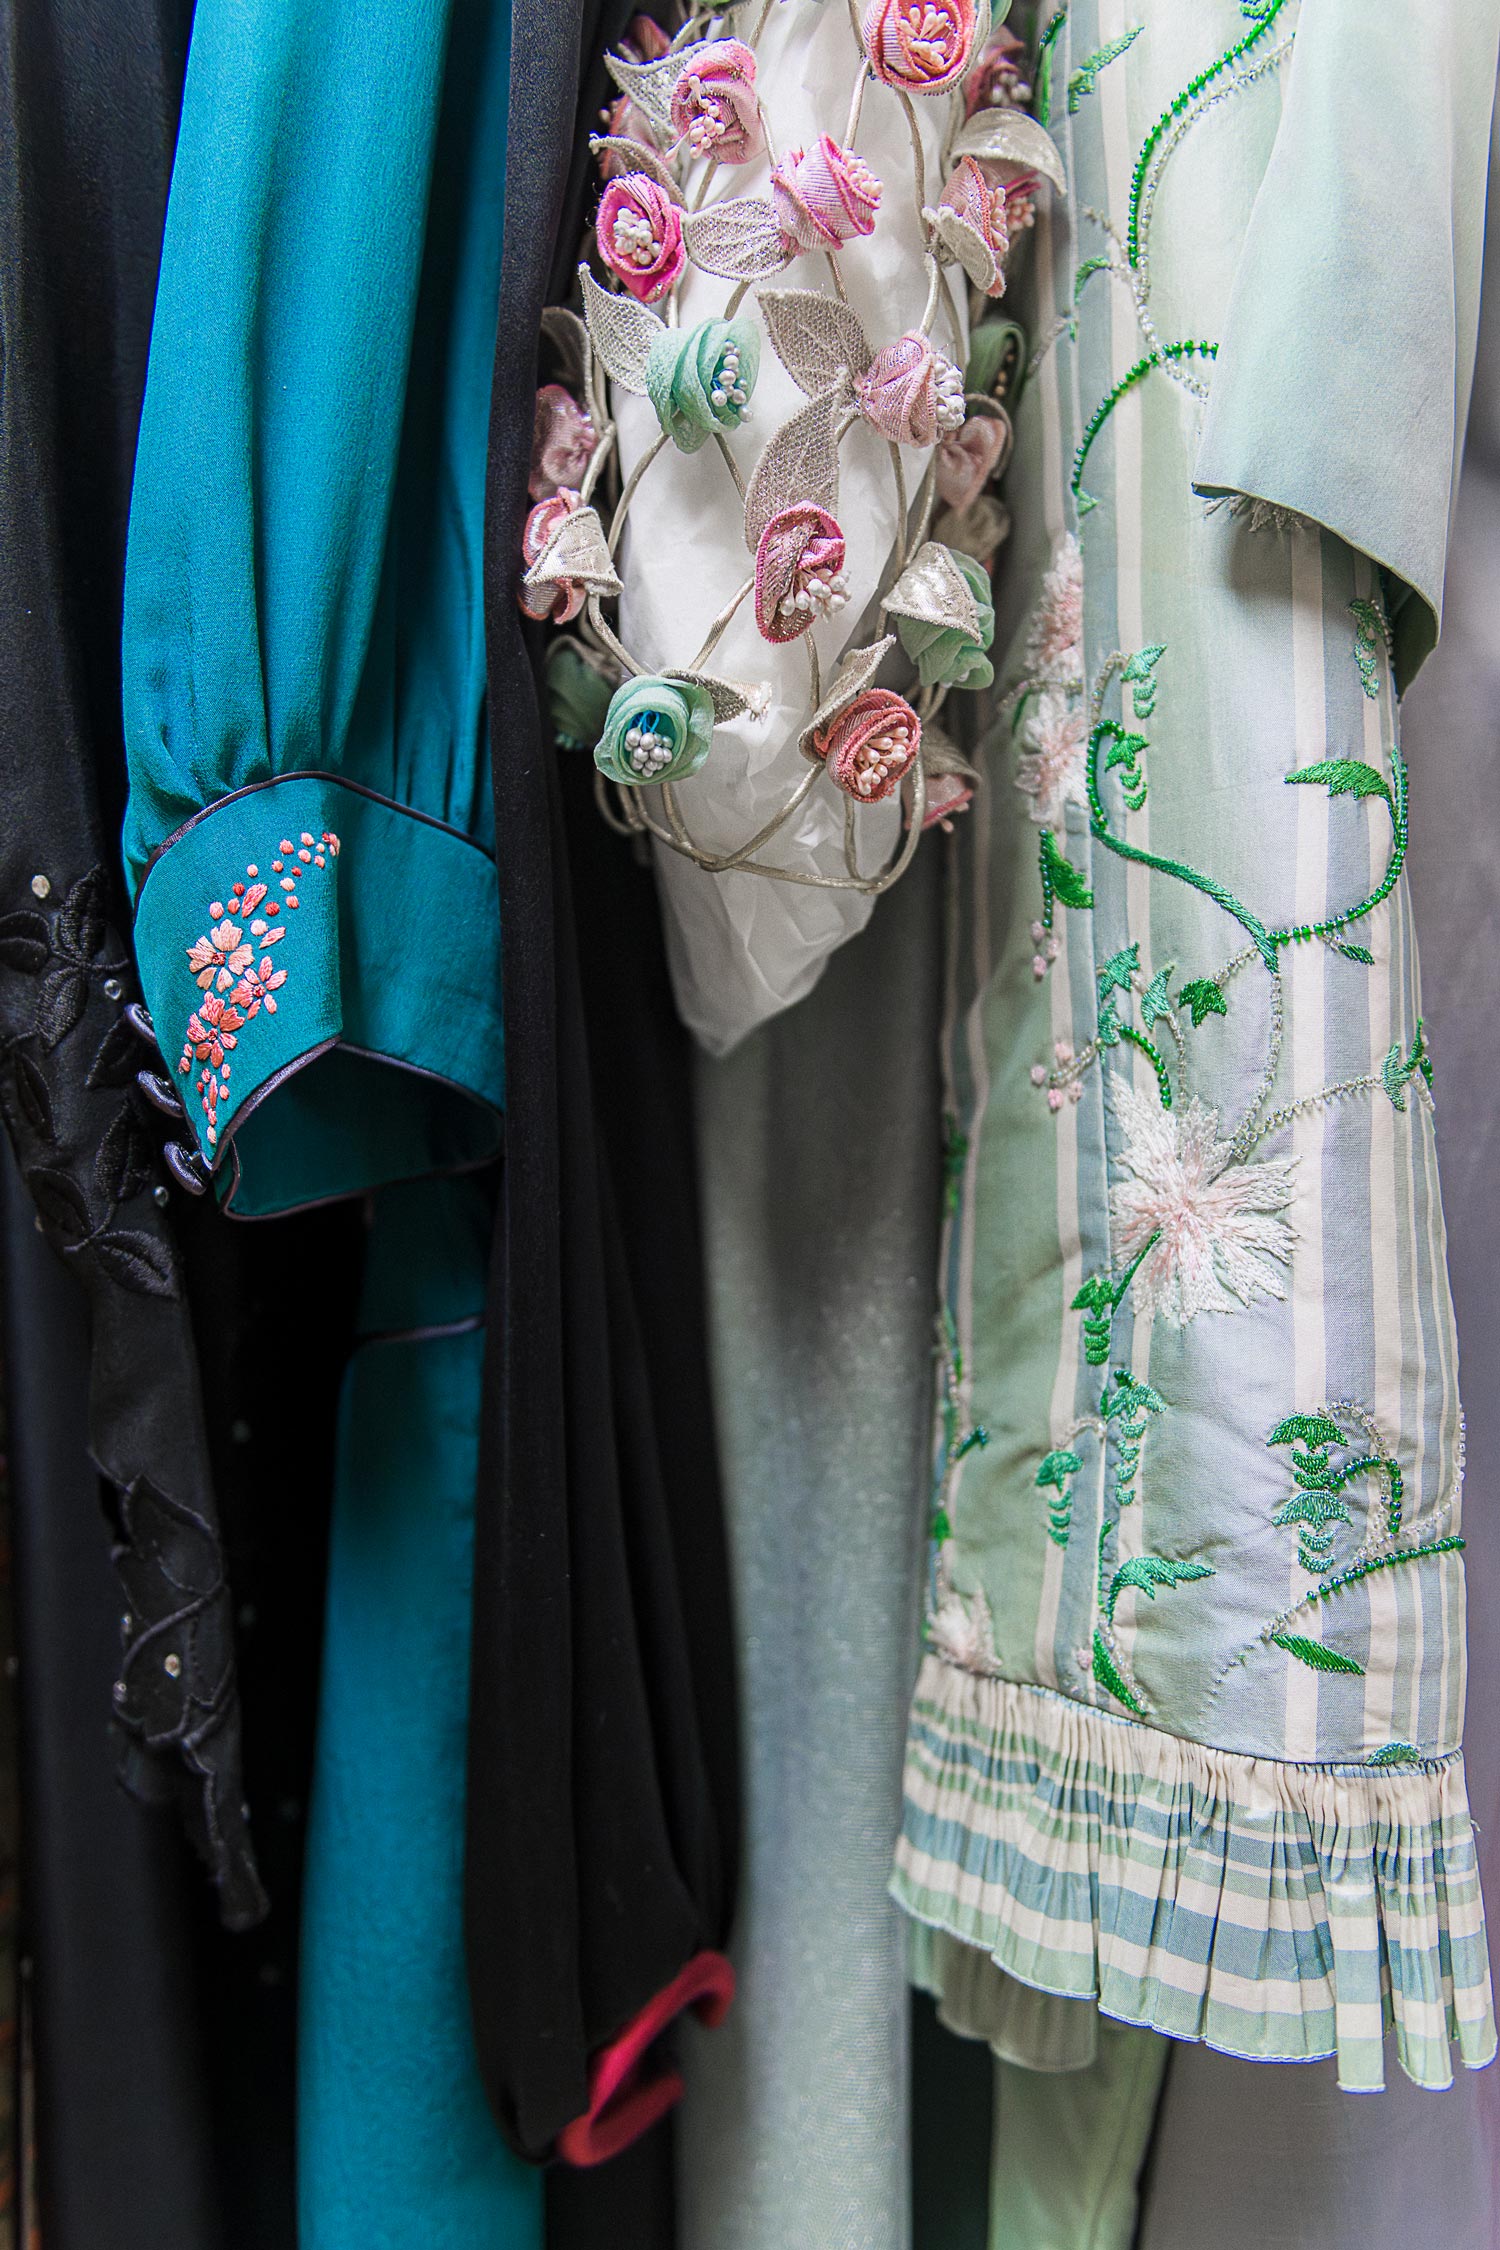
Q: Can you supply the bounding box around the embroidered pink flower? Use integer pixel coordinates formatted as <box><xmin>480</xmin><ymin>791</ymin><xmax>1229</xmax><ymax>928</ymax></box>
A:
<box><xmin>1025</xmin><ymin>533</ymin><xmax>1083</xmax><ymax>685</ymax></box>
<box><xmin>856</xmin><ymin>333</ymin><xmax>966</xmax><ymax>447</ymax></box>
<box><xmin>862</xmin><ymin>0</ymin><xmax>977</xmax><ymax>95</ymax></box>
<box><xmin>519</xmin><ymin>491</ymin><xmax>586</xmax><ymax>624</ymax></box>
<box><xmin>230</xmin><ymin>954</ymin><xmax>288</xmax><ymax>1020</ymax></box>
<box><xmin>935</xmin><ymin>414</ymin><xmax>1011</xmax><ymax>512</ymax></box>
<box><xmin>186</xmin><ymin>918</ymin><xmax>253</xmax><ymax>993</ymax></box>
<box><xmin>529</xmin><ymin>385</ymin><xmax>597</xmax><ymax>501</ymax></box>
<box><xmin>184</xmin><ymin>993</ymin><xmax>245</xmax><ymax>1071</ymax></box>
<box><xmin>597</xmin><ymin>174</ymin><xmax>685</xmax><ymax>303</ymax></box>
<box><xmin>753</xmin><ymin>505</ymin><xmax>849</xmax><ymax>643</ymax></box>
<box><xmin>1015</xmin><ymin>690</ymin><xmax>1087</xmax><ymax>828</ymax></box>
<box><xmin>669</xmin><ymin>40</ymin><xmax>763</xmax><ymax>164</ymax></box>
<box><xmin>934</xmin><ymin>155</ymin><xmax>1010</xmax><ymax>295</ymax></box>
<box><xmin>814</xmin><ymin>689</ymin><xmax>921</xmax><ymax>803</ymax></box>
<box><xmin>964</xmin><ymin>27</ymin><xmax>1032</xmax><ymax>114</ymax></box>
<box><xmin>770</xmin><ymin>136</ymin><xmax>882</xmax><ymax>252</ymax></box>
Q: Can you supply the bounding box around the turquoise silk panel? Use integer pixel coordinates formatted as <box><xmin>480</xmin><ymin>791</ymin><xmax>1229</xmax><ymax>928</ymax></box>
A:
<box><xmin>892</xmin><ymin>0</ymin><xmax>1497</xmax><ymax>2097</ymax></box>
<box><xmin>121</xmin><ymin>0</ymin><xmax>508</xmax><ymax>1214</ymax></box>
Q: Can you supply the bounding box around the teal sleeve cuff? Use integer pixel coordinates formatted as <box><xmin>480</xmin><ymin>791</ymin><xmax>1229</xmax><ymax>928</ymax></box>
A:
<box><xmin>133</xmin><ymin>774</ymin><xmax>503</xmax><ymax>1216</ymax></box>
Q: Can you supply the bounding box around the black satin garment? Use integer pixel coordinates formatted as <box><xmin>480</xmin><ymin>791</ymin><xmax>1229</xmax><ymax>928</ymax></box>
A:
<box><xmin>471</xmin><ymin>0</ymin><xmax>740</xmax><ymax>2209</ymax></box>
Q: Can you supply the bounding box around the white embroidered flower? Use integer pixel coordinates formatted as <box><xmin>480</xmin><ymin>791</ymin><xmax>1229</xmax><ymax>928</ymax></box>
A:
<box><xmin>1015</xmin><ymin>689</ymin><xmax>1087</xmax><ymax>828</ymax></box>
<box><xmin>1108</xmin><ymin>1075</ymin><xmax>1298</xmax><ymax>1325</ymax></box>
<box><xmin>929</xmin><ymin>1585</ymin><xmax>998</xmax><ymax>1672</ymax></box>
<box><xmin>1024</xmin><ymin>532</ymin><xmax>1083</xmax><ymax>686</ymax></box>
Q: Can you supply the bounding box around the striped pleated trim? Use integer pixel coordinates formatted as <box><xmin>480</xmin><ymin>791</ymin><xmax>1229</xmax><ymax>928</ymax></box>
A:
<box><xmin>892</xmin><ymin>1654</ymin><xmax>1496</xmax><ymax>2091</ymax></box>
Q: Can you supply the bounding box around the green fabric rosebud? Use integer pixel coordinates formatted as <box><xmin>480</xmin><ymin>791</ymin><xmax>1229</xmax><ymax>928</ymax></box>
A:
<box><xmin>965</xmin><ymin>318</ymin><xmax>1026</xmax><ymax>403</ymax></box>
<box><xmin>645</xmin><ymin>317</ymin><xmax>762</xmax><ymax>453</ymax></box>
<box><xmin>898</xmin><ymin>550</ymin><xmax>996</xmax><ymax>690</ymax></box>
<box><xmin>544</xmin><ymin>640</ymin><xmax>617</xmax><ymax>750</ymax></box>
<box><xmin>595</xmin><ymin>675</ymin><xmax>717</xmax><ymax>787</ymax></box>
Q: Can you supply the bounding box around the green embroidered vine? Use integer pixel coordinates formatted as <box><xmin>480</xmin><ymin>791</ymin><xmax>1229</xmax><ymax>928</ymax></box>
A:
<box><xmin>1382</xmin><ymin>1021</ymin><xmax>1432</xmax><ymax>1111</ymax></box>
<box><xmin>1073</xmin><ymin>253</ymin><xmax>1112</xmax><ymax>304</ymax></box>
<box><xmin>1349</xmin><ymin>597</ymin><xmax>1387</xmax><ymax>700</ymax></box>
<box><xmin>933</xmin><ymin>1308</ymin><xmax>988</xmax><ymax>1544</ymax></box>
<box><xmin>1268</xmin><ymin>1409</ymin><xmax>1404</xmax><ymax>1569</ymax></box>
<box><xmin>1034</xmin><ymin>9</ymin><xmax>1067</xmax><ymax>129</ymax></box>
<box><xmin>1072</xmin><ymin>341</ymin><xmax>1218</xmax><ymax>511</ymax></box>
<box><xmin>1125</xmin><ymin>0</ymin><xmax>1291</xmax><ymax>268</ymax></box>
<box><xmin>1067</xmin><ymin>28</ymin><xmax>1140</xmax><ymax>112</ymax></box>
<box><xmin>1037</xmin><ymin>1446</ymin><xmax>1083</xmax><ymax>1547</ymax></box>
<box><xmin>1039</xmin><ymin>826</ymin><xmax>1092</xmax><ymax>929</ymax></box>
<box><xmin>1072</xmin><ymin>1232</ymin><xmax>1158</xmax><ymax>1365</ymax></box>
<box><xmin>1269</xmin><ymin>752</ymin><xmax>1407</xmax><ymax>951</ymax></box>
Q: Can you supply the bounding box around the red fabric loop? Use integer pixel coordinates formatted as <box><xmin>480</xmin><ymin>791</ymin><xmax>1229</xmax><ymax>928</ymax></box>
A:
<box><xmin>555</xmin><ymin>1950</ymin><xmax>735</xmax><ymax>2168</ymax></box>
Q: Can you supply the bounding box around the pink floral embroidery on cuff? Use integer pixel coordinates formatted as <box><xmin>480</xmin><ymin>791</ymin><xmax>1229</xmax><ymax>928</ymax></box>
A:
<box><xmin>597</xmin><ymin>174</ymin><xmax>685</xmax><ymax>303</ymax></box>
<box><xmin>862</xmin><ymin>0</ymin><xmax>977</xmax><ymax>95</ymax></box>
<box><xmin>529</xmin><ymin>386</ymin><xmax>597</xmax><ymax>502</ymax></box>
<box><xmin>770</xmin><ymin>136</ymin><xmax>882</xmax><ymax>251</ymax></box>
<box><xmin>856</xmin><ymin>333</ymin><xmax>966</xmax><ymax>446</ymax></box>
<box><xmin>178</xmin><ymin>833</ymin><xmax>340</xmax><ymax>1149</ymax></box>
<box><xmin>814</xmin><ymin>689</ymin><xmax>921</xmax><ymax>803</ymax></box>
<box><xmin>753</xmin><ymin>505</ymin><xmax>850</xmax><ymax>643</ymax></box>
<box><xmin>669</xmin><ymin>40</ymin><xmax>764</xmax><ymax>164</ymax></box>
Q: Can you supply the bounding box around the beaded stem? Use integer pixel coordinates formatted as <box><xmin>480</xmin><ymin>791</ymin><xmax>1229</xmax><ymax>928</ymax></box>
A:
<box><xmin>1125</xmin><ymin>0</ymin><xmax>1290</xmax><ymax>268</ymax></box>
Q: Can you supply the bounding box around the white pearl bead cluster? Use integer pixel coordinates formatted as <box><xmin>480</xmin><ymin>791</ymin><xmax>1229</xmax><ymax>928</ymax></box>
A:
<box><xmin>625</xmin><ymin>721</ymin><xmax>675</xmax><ymax>777</ymax></box>
<box><xmin>778</xmin><ymin>568</ymin><xmax>850</xmax><ymax>624</ymax></box>
<box><xmin>612</xmin><ymin>206</ymin><xmax>662</xmax><ymax>270</ymax></box>
<box><xmin>850</xmin><ymin>724</ymin><xmax>911</xmax><ymax>797</ymax></box>
<box><xmin>934</xmin><ymin>356</ymin><xmax>967</xmax><ymax>434</ymax></box>
<box><xmin>710</xmin><ymin>343</ymin><xmax>750</xmax><ymax>418</ymax></box>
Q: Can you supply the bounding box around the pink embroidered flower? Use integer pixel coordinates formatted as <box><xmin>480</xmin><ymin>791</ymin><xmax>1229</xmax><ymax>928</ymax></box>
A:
<box><xmin>770</xmin><ymin>136</ymin><xmax>882</xmax><ymax>252</ymax></box>
<box><xmin>669</xmin><ymin>40</ymin><xmax>763</xmax><ymax>164</ymax></box>
<box><xmin>856</xmin><ymin>333</ymin><xmax>966</xmax><ymax>447</ymax></box>
<box><xmin>184</xmin><ymin>993</ymin><xmax>245</xmax><ymax>1071</ymax></box>
<box><xmin>934</xmin><ymin>155</ymin><xmax>1010</xmax><ymax>295</ymax></box>
<box><xmin>935</xmin><ymin>414</ymin><xmax>1011</xmax><ymax>513</ymax></box>
<box><xmin>964</xmin><ymin>27</ymin><xmax>1032</xmax><ymax>114</ymax></box>
<box><xmin>1025</xmin><ymin>533</ymin><xmax>1083</xmax><ymax>685</ymax></box>
<box><xmin>753</xmin><ymin>505</ymin><xmax>849</xmax><ymax>643</ymax></box>
<box><xmin>1015</xmin><ymin>690</ymin><xmax>1087</xmax><ymax>828</ymax></box>
<box><xmin>186</xmin><ymin>918</ymin><xmax>254</xmax><ymax>993</ymax></box>
<box><xmin>597</xmin><ymin>174</ymin><xmax>685</xmax><ymax>303</ymax></box>
<box><xmin>529</xmin><ymin>385</ymin><xmax>597</xmax><ymax>501</ymax></box>
<box><xmin>230</xmin><ymin>954</ymin><xmax>288</xmax><ymax>1020</ymax></box>
<box><xmin>518</xmin><ymin>491</ymin><xmax>586</xmax><ymax>624</ymax></box>
<box><xmin>814</xmin><ymin>689</ymin><xmax>922</xmax><ymax>803</ymax></box>
<box><xmin>862</xmin><ymin>0</ymin><xmax>977</xmax><ymax>95</ymax></box>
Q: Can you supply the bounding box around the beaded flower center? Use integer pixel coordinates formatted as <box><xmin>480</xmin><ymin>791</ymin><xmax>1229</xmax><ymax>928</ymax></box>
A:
<box><xmin>624</xmin><ymin>713</ymin><xmax>676</xmax><ymax>777</ymax></box>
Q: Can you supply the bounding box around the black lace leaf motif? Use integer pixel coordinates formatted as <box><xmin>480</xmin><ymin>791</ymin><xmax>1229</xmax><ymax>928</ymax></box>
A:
<box><xmin>54</xmin><ymin>865</ymin><xmax>109</xmax><ymax>961</ymax></box>
<box><xmin>12</xmin><ymin>1050</ymin><xmax>56</xmax><ymax>1140</ymax></box>
<box><xmin>25</xmin><ymin>1163</ymin><xmax>91</xmax><ymax>1243</ymax></box>
<box><xmin>87</xmin><ymin>1013</ymin><xmax>145</xmax><ymax>1091</ymax></box>
<box><xmin>0</xmin><ymin>911</ymin><xmax>50</xmax><ymax>973</ymax></box>
<box><xmin>36</xmin><ymin>964</ymin><xmax>90</xmax><ymax>1050</ymax></box>
<box><xmin>93</xmin><ymin>1228</ymin><xmax>177</xmax><ymax>1299</ymax></box>
<box><xmin>96</xmin><ymin>1100</ymin><xmax>155</xmax><ymax>1206</ymax></box>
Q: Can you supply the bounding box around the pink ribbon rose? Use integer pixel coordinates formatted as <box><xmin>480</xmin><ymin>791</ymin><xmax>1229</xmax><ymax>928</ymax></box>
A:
<box><xmin>862</xmin><ymin>0</ymin><xmax>977</xmax><ymax>95</ymax></box>
<box><xmin>597</xmin><ymin>174</ymin><xmax>685</xmax><ymax>303</ymax></box>
<box><xmin>936</xmin><ymin>154</ymin><xmax>1011</xmax><ymax>295</ymax></box>
<box><xmin>670</xmin><ymin>39</ymin><xmax>764</xmax><ymax>164</ymax></box>
<box><xmin>814</xmin><ymin>689</ymin><xmax>922</xmax><ymax>803</ymax></box>
<box><xmin>935</xmin><ymin>412</ymin><xmax>1011</xmax><ymax>512</ymax></box>
<box><xmin>770</xmin><ymin>135</ymin><xmax>882</xmax><ymax>252</ymax></box>
<box><xmin>529</xmin><ymin>385</ymin><xmax>597</xmax><ymax>502</ymax></box>
<box><xmin>518</xmin><ymin>492</ymin><xmax>585</xmax><ymax>624</ymax></box>
<box><xmin>856</xmin><ymin>332</ymin><xmax>966</xmax><ymax>447</ymax></box>
<box><xmin>753</xmin><ymin>506</ymin><xmax>850</xmax><ymax>644</ymax></box>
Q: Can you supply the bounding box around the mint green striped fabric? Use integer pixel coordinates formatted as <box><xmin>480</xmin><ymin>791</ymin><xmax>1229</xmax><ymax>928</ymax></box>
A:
<box><xmin>896</xmin><ymin>0</ymin><xmax>1497</xmax><ymax>2092</ymax></box>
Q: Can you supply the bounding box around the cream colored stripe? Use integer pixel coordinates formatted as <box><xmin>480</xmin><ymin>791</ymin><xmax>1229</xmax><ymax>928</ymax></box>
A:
<box><xmin>1285</xmin><ymin>529</ymin><xmax>1328</xmax><ymax>1758</ymax></box>
<box><xmin>1364</xmin><ymin>572</ymin><xmax>1403</xmax><ymax>1754</ymax></box>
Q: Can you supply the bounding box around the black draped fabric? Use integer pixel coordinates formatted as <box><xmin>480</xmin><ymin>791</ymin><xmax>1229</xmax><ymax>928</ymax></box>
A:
<box><xmin>471</xmin><ymin>0</ymin><xmax>740</xmax><ymax>2180</ymax></box>
<box><xmin>0</xmin><ymin>0</ymin><xmax>264</xmax><ymax>1924</ymax></box>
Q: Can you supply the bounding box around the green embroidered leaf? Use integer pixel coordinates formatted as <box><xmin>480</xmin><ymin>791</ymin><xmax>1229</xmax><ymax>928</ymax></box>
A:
<box><xmin>1103</xmin><ymin>1371</ymin><xmax>1165</xmax><ymax>1423</ymax></box>
<box><xmin>1107</xmin><ymin>1555</ymin><xmax>1214</xmax><ymax>1620</ymax></box>
<box><xmin>1271</xmin><ymin>1490</ymin><xmax>1351</xmax><ymax>1532</ymax></box>
<box><xmin>1036</xmin><ymin>1448</ymin><xmax>1084</xmax><ymax>1492</ymax></box>
<box><xmin>1122</xmin><ymin>644</ymin><xmax>1166</xmax><ymax>718</ymax></box>
<box><xmin>1092</xmin><ymin>1630</ymin><xmax>1144</xmax><ymax>1715</ymax></box>
<box><xmin>1041</xmin><ymin>828</ymin><xmax>1093</xmax><ymax>911</ymax></box>
<box><xmin>1077</xmin><ymin>489</ymin><xmax>1100</xmax><ymax>517</ymax></box>
<box><xmin>1073</xmin><ymin>254</ymin><xmax>1112</xmax><ymax>304</ymax></box>
<box><xmin>953</xmin><ymin>1427</ymin><xmax>990</xmax><ymax>1462</ymax></box>
<box><xmin>1176</xmin><ymin>978</ymin><xmax>1227</xmax><ymax>1028</ymax></box>
<box><xmin>1382</xmin><ymin>1039</ymin><xmax>1410</xmax><ymax>1110</ymax></box>
<box><xmin>1072</xmin><ymin>1274</ymin><xmax>1115</xmax><ymax>1317</ymax></box>
<box><xmin>1095</xmin><ymin>996</ymin><xmax>1123</xmax><ymax>1047</ymax></box>
<box><xmin>1067</xmin><ymin>27</ymin><xmax>1141</xmax><ymax>111</ymax></box>
<box><xmin>1329</xmin><ymin>939</ymin><xmax>1375</xmax><ymax>965</ymax></box>
<box><xmin>1267</xmin><ymin>1413</ymin><xmax>1345</xmax><ymax>1451</ymax></box>
<box><xmin>1139</xmin><ymin>966</ymin><xmax>1174</xmax><ymax>1026</ymax></box>
<box><xmin>1270</xmin><ymin>1632</ymin><xmax>1365</xmax><ymax>1676</ymax></box>
<box><xmin>1102</xmin><ymin>729</ymin><xmax>1149</xmax><ymax>774</ymax></box>
<box><xmin>1097</xmin><ymin>943</ymin><xmax>1139</xmax><ymax>997</ymax></box>
<box><xmin>1367</xmin><ymin>1741</ymin><xmax>1421</xmax><ymax>1767</ymax></box>
<box><xmin>1285</xmin><ymin>758</ymin><xmax>1392</xmax><ymax>807</ymax></box>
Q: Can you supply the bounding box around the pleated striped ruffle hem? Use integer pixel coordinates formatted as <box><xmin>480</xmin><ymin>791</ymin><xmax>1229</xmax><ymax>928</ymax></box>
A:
<box><xmin>891</xmin><ymin>1653</ymin><xmax>1496</xmax><ymax>2092</ymax></box>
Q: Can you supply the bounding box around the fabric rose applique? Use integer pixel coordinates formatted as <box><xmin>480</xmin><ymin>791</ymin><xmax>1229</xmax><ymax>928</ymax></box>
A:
<box><xmin>669</xmin><ymin>39</ymin><xmax>764</xmax><ymax>164</ymax></box>
<box><xmin>930</xmin><ymin>156</ymin><xmax>1012</xmax><ymax>297</ymax></box>
<box><xmin>770</xmin><ymin>137</ymin><xmax>882</xmax><ymax>252</ymax></box>
<box><xmin>813</xmin><ymin>689</ymin><xmax>922</xmax><ymax>803</ymax></box>
<box><xmin>964</xmin><ymin>26</ymin><xmax>1032</xmax><ymax>113</ymax></box>
<box><xmin>597</xmin><ymin>173</ymin><xmax>685</xmax><ymax>304</ymax></box>
<box><xmin>529</xmin><ymin>384</ymin><xmax>597</xmax><ymax>501</ymax></box>
<box><xmin>646</xmin><ymin>316</ymin><xmax>760</xmax><ymax>451</ymax></box>
<box><xmin>863</xmin><ymin>0</ymin><xmax>978</xmax><ymax>95</ymax></box>
<box><xmin>857</xmin><ymin>332</ymin><xmax>966</xmax><ymax>446</ymax></box>
<box><xmin>753</xmin><ymin>506</ymin><xmax>850</xmax><ymax>643</ymax></box>
<box><xmin>519</xmin><ymin>492</ymin><xmax>586</xmax><ymax>623</ymax></box>
<box><xmin>897</xmin><ymin>549</ymin><xmax>994</xmax><ymax>690</ymax></box>
<box><xmin>595</xmin><ymin>675</ymin><xmax>717</xmax><ymax>786</ymax></box>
